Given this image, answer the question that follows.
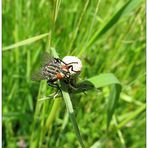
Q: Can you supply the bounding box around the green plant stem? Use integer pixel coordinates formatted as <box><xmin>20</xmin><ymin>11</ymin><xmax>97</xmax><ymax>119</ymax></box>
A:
<box><xmin>50</xmin><ymin>47</ymin><xmax>85</xmax><ymax>147</ymax></box>
<box><xmin>60</xmin><ymin>82</ymin><xmax>85</xmax><ymax>148</ymax></box>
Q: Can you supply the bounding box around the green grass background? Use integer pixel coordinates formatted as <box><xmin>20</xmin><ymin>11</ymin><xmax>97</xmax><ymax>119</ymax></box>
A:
<box><xmin>2</xmin><ymin>0</ymin><xmax>146</xmax><ymax>147</ymax></box>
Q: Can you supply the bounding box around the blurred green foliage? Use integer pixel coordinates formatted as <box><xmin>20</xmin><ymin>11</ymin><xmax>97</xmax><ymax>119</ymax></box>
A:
<box><xmin>2</xmin><ymin>0</ymin><xmax>145</xmax><ymax>147</ymax></box>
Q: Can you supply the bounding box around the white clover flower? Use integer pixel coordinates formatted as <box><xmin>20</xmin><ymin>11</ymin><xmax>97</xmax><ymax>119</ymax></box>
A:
<box><xmin>62</xmin><ymin>56</ymin><xmax>82</xmax><ymax>75</ymax></box>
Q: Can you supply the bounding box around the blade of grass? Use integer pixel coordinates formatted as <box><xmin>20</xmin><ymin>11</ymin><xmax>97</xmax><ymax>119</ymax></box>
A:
<box><xmin>3</xmin><ymin>33</ymin><xmax>50</xmax><ymax>51</ymax></box>
<box><xmin>117</xmin><ymin>104</ymin><xmax>146</xmax><ymax>129</ymax></box>
<box><xmin>54</xmin><ymin>0</ymin><xmax>61</xmax><ymax>24</ymax></box>
<box><xmin>30</xmin><ymin>81</ymin><xmax>47</xmax><ymax>148</ymax></box>
<box><xmin>45</xmin><ymin>99</ymin><xmax>61</xmax><ymax>129</ymax></box>
<box><xmin>60</xmin><ymin>81</ymin><xmax>85</xmax><ymax>148</ymax></box>
<box><xmin>87</xmin><ymin>73</ymin><xmax>122</xmax><ymax>128</ymax></box>
<box><xmin>68</xmin><ymin>0</ymin><xmax>90</xmax><ymax>52</ymax></box>
<box><xmin>85</xmin><ymin>0</ymin><xmax>100</xmax><ymax>43</ymax></box>
<box><xmin>113</xmin><ymin>115</ymin><xmax>126</xmax><ymax>147</ymax></box>
<box><xmin>87</xmin><ymin>73</ymin><xmax>121</xmax><ymax>88</ymax></box>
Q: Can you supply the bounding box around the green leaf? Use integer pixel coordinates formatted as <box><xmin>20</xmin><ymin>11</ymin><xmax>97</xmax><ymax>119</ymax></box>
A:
<box><xmin>87</xmin><ymin>0</ymin><xmax>142</xmax><ymax>48</ymax></box>
<box><xmin>2</xmin><ymin>33</ymin><xmax>50</xmax><ymax>51</ymax></box>
<box><xmin>87</xmin><ymin>73</ymin><xmax>122</xmax><ymax>128</ymax></box>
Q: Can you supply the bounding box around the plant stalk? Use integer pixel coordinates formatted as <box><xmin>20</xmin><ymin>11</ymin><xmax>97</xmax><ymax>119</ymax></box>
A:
<box><xmin>60</xmin><ymin>81</ymin><xmax>85</xmax><ymax>148</ymax></box>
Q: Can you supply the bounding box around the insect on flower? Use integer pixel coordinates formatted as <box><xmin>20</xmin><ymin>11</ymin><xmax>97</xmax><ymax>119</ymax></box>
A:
<box><xmin>32</xmin><ymin>52</ymin><xmax>82</xmax><ymax>97</ymax></box>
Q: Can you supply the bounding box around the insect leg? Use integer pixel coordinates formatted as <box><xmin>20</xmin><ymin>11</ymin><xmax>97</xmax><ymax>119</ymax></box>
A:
<box><xmin>53</xmin><ymin>58</ymin><xmax>79</xmax><ymax>75</ymax></box>
<box><xmin>47</xmin><ymin>78</ymin><xmax>59</xmax><ymax>88</ymax></box>
<box><xmin>55</xmin><ymin>58</ymin><xmax>78</xmax><ymax>66</ymax></box>
<box><xmin>66</xmin><ymin>78</ymin><xmax>87</xmax><ymax>95</ymax></box>
<box><xmin>68</xmin><ymin>65</ymin><xmax>79</xmax><ymax>73</ymax></box>
<box><xmin>47</xmin><ymin>79</ymin><xmax>62</xmax><ymax>98</ymax></box>
<box><xmin>54</xmin><ymin>58</ymin><xmax>68</xmax><ymax>65</ymax></box>
<box><xmin>67</xmin><ymin>62</ymin><xmax>78</xmax><ymax>65</ymax></box>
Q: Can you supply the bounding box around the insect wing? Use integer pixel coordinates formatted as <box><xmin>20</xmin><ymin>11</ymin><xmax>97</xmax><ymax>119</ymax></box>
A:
<box><xmin>40</xmin><ymin>52</ymin><xmax>54</xmax><ymax>66</ymax></box>
<box><xmin>32</xmin><ymin>52</ymin><xmax>54</xmax><ymax>81</ymax></box>
<box><xmin>32</xmin><ymin>52</ymin><xmax>66</xmax><ymax>81</ymax></box>
<box><xmin>31</xmin><ymin>68</ymin><xmax>46</xmax><ymax>81</ymax></box>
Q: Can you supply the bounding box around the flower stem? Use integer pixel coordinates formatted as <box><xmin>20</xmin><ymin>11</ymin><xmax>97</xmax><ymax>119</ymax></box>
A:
<box><xmin>60</xmin><ymin>81</ymin><xmax>85</xmax><ymax>148</ymax></box>
<box><xmin>51</xmin><ymin>47</ymin><xmax>85</xmax><ymax>147</ymax></box>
